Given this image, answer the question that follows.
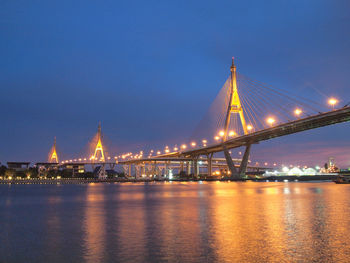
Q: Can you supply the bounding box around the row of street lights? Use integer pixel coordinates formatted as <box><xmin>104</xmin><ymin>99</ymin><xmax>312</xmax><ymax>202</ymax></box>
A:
<box><xmin>63</xmin><ymin>98</ymin><xmax>340</xmax><ymax>162</ymax></box>
<box><xmin>150</xmin><ymin>98</ymin><xmax>339</xmax><ymax>156</ymax></box>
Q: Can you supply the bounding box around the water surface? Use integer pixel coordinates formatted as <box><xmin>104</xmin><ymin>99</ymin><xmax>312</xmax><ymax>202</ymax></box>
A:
<box><xmin>1</xmin><ymin>181</ymin><xmax>350</xmax><ymax>262</ymax></box>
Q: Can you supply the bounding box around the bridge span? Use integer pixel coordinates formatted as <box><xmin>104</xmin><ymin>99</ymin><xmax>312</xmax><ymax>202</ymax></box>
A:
<box><xmin>138</xmin><ymin>106</ymin><xmax>350</xmax><ymax>179</ymax></box>
<box><xmin>178</xmin><ymin>106</ymin><xmax>350</xmax><ymax>157</ymax></box>
<box><xmin>48</xmin><ymin>58</ymin><xmax>350</xmax><ymax>180</ymax></box>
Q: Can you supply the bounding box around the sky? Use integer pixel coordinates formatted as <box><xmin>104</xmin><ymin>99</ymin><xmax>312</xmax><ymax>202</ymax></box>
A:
<box><xmin>1</xmin><ymin>0</ymin><xmax>350</xmax><ymax>167</ymax></box>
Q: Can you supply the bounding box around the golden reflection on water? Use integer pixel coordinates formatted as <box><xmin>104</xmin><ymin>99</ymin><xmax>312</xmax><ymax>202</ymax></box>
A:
<box><xmin>5</xmin><ymin>182</ymin><xmax>350</xmax><ymax>262</ymax></box>
<box><xmin>208</xmin><ymin>182</ymin><xmax>350</xmax><ymax>262</ymax></box>
<box><xmin>83</xmin><ymin>184</ymin><xmax>106</xmax><ymax>263</ymax></box>
<box><xmin>79</xmin><ymin>182</ymin><xmax>350</xmax><ymax>262</ymax></box>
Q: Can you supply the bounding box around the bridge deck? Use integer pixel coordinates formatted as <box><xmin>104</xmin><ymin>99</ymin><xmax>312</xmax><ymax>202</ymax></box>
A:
<box><xmin>163</xmin><ymin>106</ymin><xmax>350</xmax><ymax>157</ymax></box>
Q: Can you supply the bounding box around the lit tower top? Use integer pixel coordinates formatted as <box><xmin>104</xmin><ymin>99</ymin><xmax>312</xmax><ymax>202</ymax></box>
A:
<box><xmin>48</xmin><ymin>137</ymin><xmax>59</xmax><ymax>163</ymax></box>
<box><xmin>92</xmin><ymin>122</ymin><xmax>105</xmax><ymax>162</ymax></box>
<box><xmin>223</xmin><ymin>57</ymin><xmax>248</xmax><ymax>140</ymax></box>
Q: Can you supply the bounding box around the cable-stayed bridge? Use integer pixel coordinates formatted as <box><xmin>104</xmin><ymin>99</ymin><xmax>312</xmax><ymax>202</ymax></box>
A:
<box><xmin>50</xmin><ymin>58</ymin><xmax>350</xmax><ymax>179</ymax></box>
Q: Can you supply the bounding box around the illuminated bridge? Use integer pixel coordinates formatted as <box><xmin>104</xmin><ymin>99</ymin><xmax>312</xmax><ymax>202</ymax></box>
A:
<box><xmin>51</xmin><ymin>58</ymin><xmax>350</xmax><ymax>179</ymax></box>
<box><xmin>146</xmin><ymin>106</ymin><xmax>350</xmax><ymax>179</ymax></box>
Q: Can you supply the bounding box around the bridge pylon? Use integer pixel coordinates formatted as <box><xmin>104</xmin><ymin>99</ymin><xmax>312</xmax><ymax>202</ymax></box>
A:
<box><xmin>222</xmin><ymin>58</ymin><xmax>250</xmax><ymax>179</ymax></box>
<box><xmin>223</xmin><ymin>57</ymin><xmax>248</xmax><ymax>140</ymax></box>
<box><xmin>91</xmin><ymin>122</ymin><xmax>105</xmax><ymax>162</ymax></box>
<box><xmin>48</xmin><ymin>137</ymin><xmax>59</xmax><ymax>163</ymax></box>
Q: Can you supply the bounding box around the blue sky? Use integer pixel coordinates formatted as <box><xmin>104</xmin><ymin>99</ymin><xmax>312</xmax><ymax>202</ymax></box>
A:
<box><xmin>1</xmin><ymin>0</ymin><xmax>350</xmax><ymax>166</ymax></box>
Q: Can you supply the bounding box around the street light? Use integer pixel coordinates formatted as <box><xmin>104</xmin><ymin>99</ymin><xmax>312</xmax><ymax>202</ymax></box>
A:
<box><xmin>247</xmin><ymin>125</ymin><xmax>253</xmax><ymax>131</ymax></box>
<box><xmin>267</xmin><ymin>117</ymin><xmax>276</xmax><ymax>126</ymax></box>
<box><xmin>328</xmin><ymin>98</ymin><xmax>338</xmax><ymax>110</ymax></box>
<box><xmin>228</xmin><ymin>130</ymin><xmax>235</xmax><ymax>137</ymax></box>
<box><xmin>191</xmin><ymin>141</ymin><xmax>196</xmax><ymax>147</ymax></box>
<box><xmin>219</xmin><ymin>130</ymin><xmax>225</xmax><ymax>137</ymax></box>
<box><xmin>214</xmin><ymin>136</ymin><xmax>220</xmax><ymax>141</ymax></box>
<box><xmin>294</xmin><ymin>108</ymin><xmax>302</xmax><ymax>117</ymax></box>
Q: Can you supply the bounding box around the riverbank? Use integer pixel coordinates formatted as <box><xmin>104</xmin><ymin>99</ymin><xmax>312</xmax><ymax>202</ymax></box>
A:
<box><xmin>0</xmin><ymin>174</ymin><xmax>339</xmax><ymax>184</ymax></box>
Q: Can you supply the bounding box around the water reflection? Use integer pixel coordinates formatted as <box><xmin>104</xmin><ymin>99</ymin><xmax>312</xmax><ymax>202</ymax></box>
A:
<box><xmin>1</xmin><ymin>182</ymin><xmax>350</xmax><ymax>262</ymax></box>
<box><xmin>83</xmin><ymin>184</ymin><xmax>106</xmax><ymax>263</ymax></box>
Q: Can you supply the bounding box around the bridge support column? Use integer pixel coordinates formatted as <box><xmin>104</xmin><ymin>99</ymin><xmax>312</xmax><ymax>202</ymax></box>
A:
<box><xmin>128</xmin><ymin>164</ymin><xmax>132</xmax><ymax>177</ymax></box>
<box><xmin>207</xmin><ymin>153</ymin><xmax>213</xmax><ymax>177</ymax></box>
<box><xmin>193</xmin><ymin>158</ymin><xmax>199</xmax><ymax>178</ymax></box>
<box><xmin>239</xmin><ymin>143</ymin><xmax>252</xmax><ymax>178</ymax></box>
<box><xmin>165</xmin><ymin>161</ymin><xmax>169</xmax><ymax>178</ymax></box>
<box><xmin>180</xmin><ymin>162</ymin><xmax>184</xmax><ymax>174</ymax></box>
<box><xmin>152</xmin><ymin>161</ymin><xmax>156</xmax><ymax>178</ymax></box>
<box><xmin>223</xmin><ymin>145</ymin><xmax>240</xmax><ymax>179</ymax></box>
<box><xmin>141</xmin><ymin>164</ymin><xmax>145</xmax><ymax>177</ymax></box>
<box><xmin>186</xmin><ymin>161</ymin><xmax>191</xmax><ymax>175</ymax></box>
<box><xmin>135</xmin><ymin>165</ymin><xmax>140</xmax><ymax>179</ymax></box>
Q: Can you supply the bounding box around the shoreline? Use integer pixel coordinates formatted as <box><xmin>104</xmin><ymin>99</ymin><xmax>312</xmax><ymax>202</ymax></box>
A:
<box><xmin>0</xmin><ymin>175</ymin><xmax>338</xmax><ymax>185</ymax></box>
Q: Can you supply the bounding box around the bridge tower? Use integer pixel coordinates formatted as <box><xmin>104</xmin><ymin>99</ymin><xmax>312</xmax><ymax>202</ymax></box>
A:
<box><xmin>92</xmin><ymin>122</ymin><xmax>105</xmax><ymax>162</ymax></box>
<box><xmin>222</xmin><ymin>58</ymin><xmax>251</xmax><ymax>179</ymax></box>
<box><xmin>48</xmin><ymin>137</ymin><xmax>59</xmax><ymax>163</ymax></box>
<box><xmin>223</xmin><ymin>57</ymin><xmax>248</xmax><ymax>140</ymax></box>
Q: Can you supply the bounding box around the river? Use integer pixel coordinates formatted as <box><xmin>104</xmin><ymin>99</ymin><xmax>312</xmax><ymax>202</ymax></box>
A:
<box><xmin>1</xmin><ymin>181</ymin><xmax>350</xmax><ymax>262</ymax></box>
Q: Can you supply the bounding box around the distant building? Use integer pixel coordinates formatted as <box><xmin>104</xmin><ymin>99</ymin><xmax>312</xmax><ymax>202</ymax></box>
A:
<box><xmin>61</xmin><ymin>163</ymin><xmax>85</xmax><ymax>176</ymax></box>
<box><xmin>320</xmin><ymin>157</ymin><xmax>339</xmax><ymax>173</ymax></box>
<box><xmin>35</xmin><ymin>162</ymin><xmax>58</xmax><ymax>169</ymax></box>
<box><xmin>7</xmin><ymin>162</ymin><xmax>30</xmax><ymax>172</ymax></box>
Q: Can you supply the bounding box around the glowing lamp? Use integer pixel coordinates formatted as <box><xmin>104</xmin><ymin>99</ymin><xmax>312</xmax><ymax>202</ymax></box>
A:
<box><xmin>191</xmin><ymin>142</ymin><xmax>196</xmax><ymax>147</ymax></box>
<box><xmin>228</xmin><ymin>131</ymin><xmax>235</xmax><ymax>137</ymax></box>
<box><xmin>267</xmin><ymin>117</ymin><xmax>276</xmax><ymax>126</ymax></box>
<box><xmin>294</xmin><ymin>108</ymin><xmax>302</xmax><ymax>116</ymax></box>
<box><xmin>181</xmin><ymin>144</ymin><xmax>187</xmax><ymax>149</ymax></box>
<box><xmin>214</xmin><ymin>136</ymin><xmax>220</xmax><ymax>141</ymax></box>
<box><xmin>328</xmin><ymin>98</ymin><xmax>338</xmax><ymax>109</ymax></box>
<box><xmin>219</xmin><ymin>130</ymin><xmax>225</xmax><ymax>137</ymax></box>
<box><xmin>247</xmin><ymin>125</ymin><xmax>253</xmax><ymax>131</ymax></box>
